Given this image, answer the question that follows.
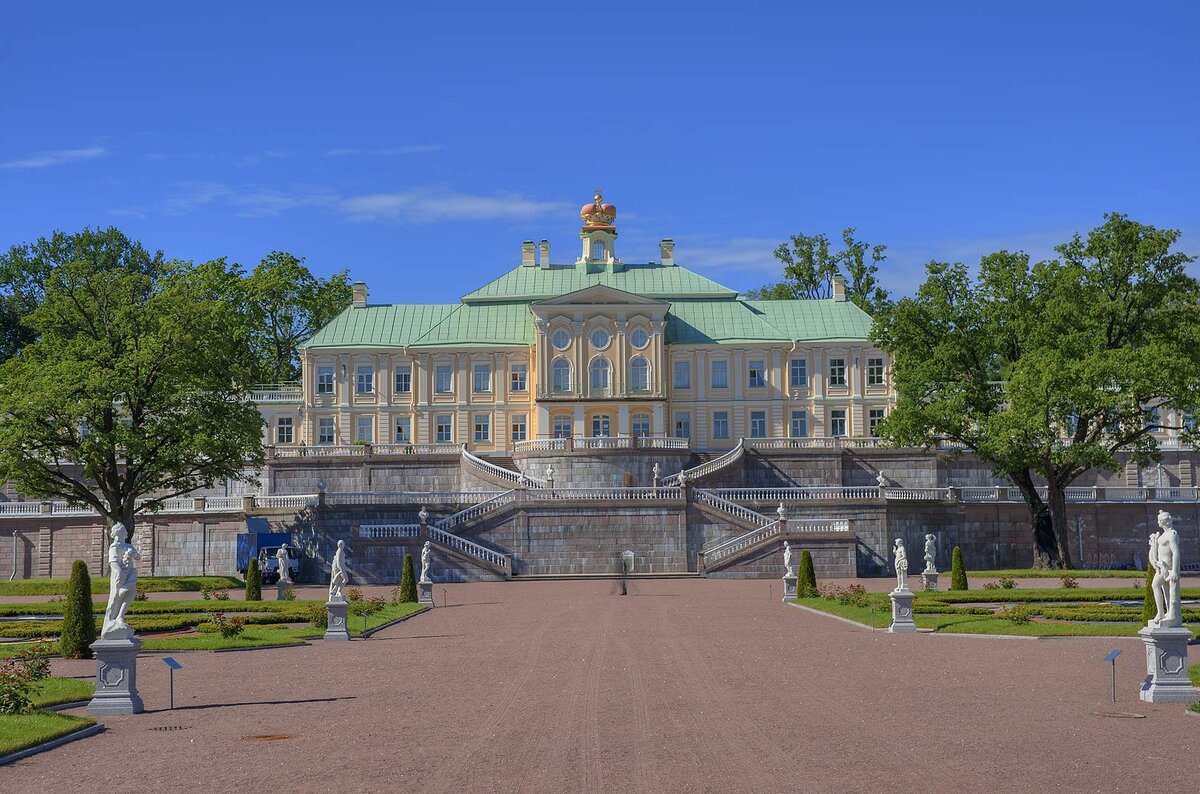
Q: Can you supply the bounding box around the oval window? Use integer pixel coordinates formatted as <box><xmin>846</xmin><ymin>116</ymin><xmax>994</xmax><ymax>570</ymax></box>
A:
<box><xmin>630</xmin><ymin>329</ymin><xmax>649</xmax><ymax>349</ymax></box>
<box><xmin>590</xmin><ymin>329</ymin><xmax>610</xmax><ymax>349</ymax></box>
<box><xmin>552</xmin><ymin>330</ymin><xmax>571</xmax><ymax>350</ymax></box>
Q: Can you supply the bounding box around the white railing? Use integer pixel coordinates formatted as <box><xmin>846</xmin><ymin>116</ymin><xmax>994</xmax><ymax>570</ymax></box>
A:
<box><xmin>957</xmin><ymin>486</ymin><xmax>1002</xmax><ymax>502</ymax></box>
<box><xmin>536</xmin><ymin>487</ymin><xmax>683</xmax><ymax>501</ymax></box>
<box><xmin>1106</xmin><ymin>487</ymin><xmax>1150</xmax><ymax>502</ymax></box>
<box><xmin>1064</xmin><ymin>487</ymin><xmax>1097</xmax><ymax>502</ymax></box>
<box><xmin>205</xmin><ymin>495</ymin><xmax>247</xmax><ymax>511</ymax></box>
<box><xmin>0</xmin><ymin>502</ymin><xmax>43</xmax><ymax>516</ymax></box>
<box><xmin>372</xmin><ymin>443</ymin><xmax>461</xmax><ymax>455</ymax></box>
<box><xmin>692</xmin><ymin>488</ymin><xmax>773</xmax><ymax>527</ymax></box>
<box><xmin>883</xmin><ymin>488</ymin><xmax>950</xmax><ymax>501</ymax></box>
<box><xmin>255</xmin><ymin>494</ymin><xmax>319</xmax><ymax>509</ymax></box>
<box><xmin>513</xmin><ymin>438</ymin><xmax>569</xmax><ymax>453</ymax></box>
<box><xmin>324</xmin><ymin>491</ymin><xmax>501</xmax><ymax>506</ymax></box>
<box><xmin>710</xmin><ymin>487</ymin><xmax>879</xmax><ymax>502</ymax></box>
<box><xmin>427</xmin><ymin>525</ymin><xmax>509</xmax><ymax>570</ymax></box>
<box><xmin>701</xmin><ymin>517</ymin><xmax>853</xmax><ymax>567</ymax></box>
<box><xmin>1155</xmin><ymin>487</ymin><xmax>1199</xmax><ymax>501</ymax></box>
<box><xmin>665</xmin><ymin>438</ymin><xmax>745</xmax><ymax>486</ymax></box>
<box><xmin>248</xmin><ymin>383</ymin><xmax>302</xmax><ymax>403</ymax></box>
<box><xmin>511</xmin><ymin>436</ymin><xmax>690</xmax><ymax>453</ymax></box>
<box><xmin>275</xmin><ymin>444</ymin><xmax>367</xmax><ymax>458</ymax></box>
<box><xmin>434</xmin><ymin>490</ymin><xmax>517</xmax><ymax>532</ymax></box>
<box><xmin>746</xmin><ymin>437</ymin><xmax>837</xmax><ymax>450</ymax></box>
<box><xmin>639</xmin><ymin>437</ymin><xmax>690</xmax><ymax>450</ymax></box>
<box><xmin>572</xmin><ymin>436</ymin><xmax>636</xmax><ymax>451</ymax></box>
<box><xmin>461</xmin><ymin>445</ymin><xmax>546</xmax><ymax>488</ymax></box>
<box><xmin>358</xmin><ymin>523</ymin><xmax>421</xmax><ymax>540</ymax></box>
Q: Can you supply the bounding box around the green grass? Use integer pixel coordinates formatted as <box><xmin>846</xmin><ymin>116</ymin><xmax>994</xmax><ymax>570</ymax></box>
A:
<box><xmin>31</xmin><ymin>676</ymin><xmax>94</xmax><ymax>708</ymax></box>
<box><xmin>0</xmin><ymin>575</ymin><xmax>242</xmax><ymax>597</ymax></box>
<box><xmin>1190</xmin><ymin>664</ymin><xmax>1199</xmax><ymax>688</ymax></box>
<box><xmin>916</xmin><ymin>586</ymin><xmax>1200</xmax><ymax>605</ymax></box>
<box><xmin>963</xmin><ymin>569</ymin><xmax>1145</xmax><ymax>579</ymax></box>
<box><xmin>0</xmin><ymin>711</ymin><xmax>96</xmax><ymax>756</ymax></box>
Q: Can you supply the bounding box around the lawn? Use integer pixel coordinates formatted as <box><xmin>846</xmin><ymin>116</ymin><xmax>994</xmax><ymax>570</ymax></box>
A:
<box><xmin>962</xmin><ymin>569</ymin><xmax>1145</xmax><ymax>580</ymax></box>
<box><xmin>0</xmin><ymin>575</ymin><xmax>243</xmax><ymax>597</ymax></box>
<box><xmin>0</xmin><ymin>711</ymin><xmax>96</xmax><ymax>757</ymax></box>
<box><xmin>32</xmin><ymin>676</ymin><xmax>94</xmax><ymax>707</ymax></box>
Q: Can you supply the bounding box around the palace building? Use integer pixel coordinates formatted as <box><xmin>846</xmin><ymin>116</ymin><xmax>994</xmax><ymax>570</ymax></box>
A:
<box><xmin>267</xmin><ymin>192</ymin><xmax>894</xmax><ymax>452</ymax></box>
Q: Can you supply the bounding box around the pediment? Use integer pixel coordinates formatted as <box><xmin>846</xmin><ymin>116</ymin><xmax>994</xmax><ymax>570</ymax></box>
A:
<box><xmin>531</xmin><ymin>284</ymin><xmax>670</xmax><ymax>308</ymax></box>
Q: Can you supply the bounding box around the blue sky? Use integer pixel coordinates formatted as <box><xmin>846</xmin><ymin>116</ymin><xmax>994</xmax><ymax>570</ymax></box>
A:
<box><xmin>2</xmin><ymin>1</ymin><xmax>1197</xmax><ymax>303</ymax></box>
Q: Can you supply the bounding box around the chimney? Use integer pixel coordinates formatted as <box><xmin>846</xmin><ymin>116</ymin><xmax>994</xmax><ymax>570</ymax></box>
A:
<box><xmin>351</xmin><ymin>281</ymin><xmax>368</xmax><ymax>308</ymax></box>
<box><xmin>832</xmin><ymin>276</ymin><xmax>847</xmax><ymax>302</ymax></box>
<box><xmin>521</xmin><ymin>240</ymin><xmax>536</xmax><ymax>267</ymax></box>
<box><xmin>538</xmin><ymin>239</ymin><xmax>551</xmax><ymax>268</ymax></box>
<box><xmin>659</xmin><ymin>239</ymin><xmax>675</xmax><ymax>267</ymax></box>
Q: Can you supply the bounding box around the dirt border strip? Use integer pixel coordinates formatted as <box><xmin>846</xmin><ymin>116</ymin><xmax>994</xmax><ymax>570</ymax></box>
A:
<box><xmin>0</xmin><ymin>723</ymin><xmax>105</xmax><ymax>767</ymax></box>
<box><xmin>361</xmin><ymin>605</ymin><xmax>429</xmax><ymax>638</ymax></box>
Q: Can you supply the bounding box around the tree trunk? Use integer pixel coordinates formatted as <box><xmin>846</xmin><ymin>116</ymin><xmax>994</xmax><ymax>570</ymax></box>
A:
<box><xmin>1011</xmin><ymin>471</ymin><xmax>1063</xmax><ymax>568</ymax></box>
<box><xmin>1044</xmin><ymin>481</ymin><xmax>1076</xmax><ymax>570</ymax></box>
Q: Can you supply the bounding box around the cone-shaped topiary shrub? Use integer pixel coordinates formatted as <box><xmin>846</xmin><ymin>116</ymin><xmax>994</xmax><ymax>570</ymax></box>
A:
<box><xmin>245</xmin><ymin>558</ymin><xmax>262</xmax><ymax>602</ymax></box>
<box><xmin>797</xmin><ymin>549</ymin><xmax>817</xmax><ymax>597</ymax></box>
<box><xmin>399</xmin><ymin>553</ymin><xmax>418</xmax><ymax>603</ymax></box>
<box><xmin>950</xmin><ymin>546</ymin><xmax>968</xmax><ymax>591</ymax></box>
<box><xmin>1142</xmin><ymin>562</ymin><xmax>1156</xmax><ymax>626</ymax></box>
<box><xmin>60</xmin><ymin>560</ymin><xmax>96</xmax><ymax>659</ymax></box>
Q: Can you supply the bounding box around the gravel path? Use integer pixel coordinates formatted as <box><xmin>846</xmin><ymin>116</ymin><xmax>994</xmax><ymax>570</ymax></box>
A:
<box><xmin>5</xmin><ymin>579</ymin><xmax>1197</xmax><ymax>793</ymax></box>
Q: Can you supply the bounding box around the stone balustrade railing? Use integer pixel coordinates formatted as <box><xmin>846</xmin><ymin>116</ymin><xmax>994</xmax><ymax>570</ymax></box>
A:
<box><xmin>699</xmin><ymin>517</ymin><xmax>854</xmax><ymax>569</ymax></box>
<box><xmin>664</xmin><ymin>439</ymin><xmax>745</xmax><ymax>487</ymax></box>
<box><xmin>324</xmin><ymin>491</ymin><xmax>502</xmax><ymax>506</ymax></box>
<box><xmin>272</xmin><ymin>442</ymin><xmax>460</xmax><ymax>459</ymax></box>
<box><xmin>535</xmin><ymin>487</ymin><xmax>684</xmax><ymax>501</ymax></box>
<box><xmin>461</xmin><ymin>445</ymin><xmax>547</xmax><ymax>488</ymax></box>
<box><xmin>247</xmin><ymin>383</ymin><xmax>302</xmax><ymax>403</ymax></box>
<box><xmin>427</xmin><ymin>525</ymin><xmax>510</xmax><ymax>571</ymax></box>
<box><xmin>512</xmin><ymin>435</ymin><xmax>690</xmax><ymax>454</ymax></box>
<box><xmin>710</xmin><ymin>487</ymin><xmax>880</xmax><ymax>502</ymax></box>
<box><xmin>692</xmin><ymin>487</ymin><xmax>774</xmax><ymax>527</ymax></box>
<box><xmin>434</xmin><ymin>490</ymin><xmax>518</xmax><ymax>532</ymax></box>
<box><xmin>358</xmin><ymin>523</ymin><xmax>421</xmax><ymax>540</ymax></box>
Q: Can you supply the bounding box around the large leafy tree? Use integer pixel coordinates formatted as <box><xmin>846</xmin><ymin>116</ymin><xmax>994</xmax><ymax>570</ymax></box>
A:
<box><xmin>0</xmin><ymin>229</ymin><xmax>265</xmax><ymax>540</ymax></box>
<box><xmin>244</xmin><ymin>252</ymin><xmax>351</xmax><ymax>383</ymax></box>
<box><xmin>746</xmin><ymin>228</ymin><xmax>891</xmax><ymax>316</ymax></box>
<box><xmin>874</xmin><ymin>214</ymin><xmax>1200</xmax><ymax>568</ymax></box>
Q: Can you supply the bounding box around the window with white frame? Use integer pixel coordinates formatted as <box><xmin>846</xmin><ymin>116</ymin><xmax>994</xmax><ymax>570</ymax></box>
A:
<box><xmin>674</xmin><ymin>412</ymin><xmax>691</xmax><ymax>439</ymax></box>
<box><xmin>748</xmin><ymin>359</ymin><xmax>766</xmax><ymax>388</ymax></box>
<box><xmin>355</xmin><ymin>416</ymin><xmax>374</xmax><ymax>443</ymax></box>
<box><xmin>673</xmin><ymin>360</ymin><xmax>691</xmax><ymax>389</ymax></box>
<box><xmin>590</xmin><ymin>358</ymin><xmax>610</xmax><ymax>394</ymax></box>
<box><xmin>434</xmin><ymin>364</ymin><xmax>453</xmax><ymax>394</ymax></box>
<box><xmin>355</xmin><ymin>365</ymin><xmax>374</xmax><ymax>395</ymax></box>
<box><xmin>317</xmin><ymin>366</ymin><xmax>334</xmax><ymax>396</ymax></box>
<box><xmin>750</xmin><ymin>410</ymin><xmax>767</xmax><ymax>438</ymax></box>
<box><xmin>473</xmin><ymin>413</ymin><xmax>491</xmax><ymax>442</ymax></box>
<box><xmin>317</xmin><ymin>417</ymin><xmax>336</xmax><ymax>445</ymax></box>
<box><xmin>790</xmin><ymin>410</ymin><xmax>808</xmax><ymax>438</ymax></box>
<box><xmin>591</xmin><ymin>414</ymin><xmax>612</xmax><ymax>437</ymax></box>
<box><xmin>275</xmin><ymin>417</ymin><xmax>293</xmax><ymax>444</ymax></box>
<box><xmin>511</xmin><ymin>414</ymin><xmax>527</xmax><ymax>442</ymax></box>
<box><xmin>510</xmin><ymin>364</ymin><xmax>527</xmax><ymax>392</ymax></box>
<box><xmin>435</xmin><ymin>414</ymin><xmax>453</xmax><ymax>442</ymax></box>
<box><xmin>552</xmin><ymin>329</ymin><xmax>571</xmax><ymax>350</ymax></box>
<box><xmin>869</xmin><ymin>408</ymin><xmax>886</xmax><ymax>437</ymax></box>
<box><xmin>711</xmin><ymin>360</ymin><xmax>728</xmax><ymax>389</ymax></box>
<box><xmin>630</xmin><ymin>357</ymin><xmax>649</xmax><ymax>391</ymax></box>
<box><xmin>829</xmin><ymin>408</ymin><xmax>847</xmax><ymax>437</ymax></box>
<box><xmin>394</xmin><ymin>365</ymin><xmax>412</xmax><ymax>394</ymax></box>
<box><xmin>789</xmin><ymin>358</ymin><xmax>807</xmax><ymax>388</ymax></box>
<box><xmin>394</xmin><ymin>416</ymin><xmax>411</xmax><ymax>443</ymax></box>
<box><xmin>473</xmin><ymin>363</ymin><xmax>491</xmax><ymax>393</ymax></box>
<box><xmin>630</xmin><ymin>328</ymin><xmax>649</xmax><ymax>349</ymax></box>
<box><xmin>552</xmin><ymin>359</ymin><xmax>571</xmax><ymax>392</ymax></box>
<box><xmin>712</xmin><ymin>411</ymin><xmax>730</xmax><ymax>439</ymax></box>
<box><xmin>828</xmin><ymin>358</ymin><xmax>846</xmax><ymax>387</ymax></box>
<box><xmin>590</xmin><ymin>328</ymin><xmax>610</xmax><ymax>349</ymax></box>
<box><xmin>632</xmin><ymin>412</ymin><xmax>651</xmax><ymax>437</ymax></box>
<box><xmin>552</xmin><ymin>414</ymin><xmax>572</xmax><ymax>438</ymax></box>
<box><xmin>867</xmin><ymin>357</ymin><xmax>885</xmax><ymax>386</ymax></box>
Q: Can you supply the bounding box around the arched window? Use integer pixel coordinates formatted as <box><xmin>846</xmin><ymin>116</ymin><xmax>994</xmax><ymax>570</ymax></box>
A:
<box><xmin>589</xmin><ymin>358</ymin><xmax>610</xmax><ymax>394</ymax></box>
<box><xmin>631</xmin><ymin>413</ymin><xmax>651</xmax><ymax>437</ymax></box>
<box><xmin>630</xmin><ymin>357</ymin><xmax>650</xmax><ymax>392</ymax></box>
<box><xmin>591</xmin><ymin>240</ymin><xmax>605</xmax><ymax>260</ymax></box>
<box><xmin>552</xmin><ymin>359</ymin><xmax>571</xmax><ymax>392</ymax></box>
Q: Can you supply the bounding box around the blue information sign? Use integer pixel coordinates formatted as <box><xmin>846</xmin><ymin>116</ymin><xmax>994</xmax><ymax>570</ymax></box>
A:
<box><xmin>1103</xmin><ymin>650</ymin><xmax>1121</xmax><ymax>663</ymax></box>
<box><xmin>162</xmin><ymin>656</ymin><xmax>183</xmax><ymax>670</ymax></box>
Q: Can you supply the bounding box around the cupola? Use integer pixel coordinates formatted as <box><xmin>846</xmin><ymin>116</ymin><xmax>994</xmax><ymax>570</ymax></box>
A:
<box><xmin>577</xmin><ymin>189</ymin><xmax>621</xmax><ymax>272</ymax></box>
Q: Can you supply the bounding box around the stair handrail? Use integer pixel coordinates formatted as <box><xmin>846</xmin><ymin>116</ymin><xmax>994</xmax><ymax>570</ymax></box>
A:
<box><xmin>663</xmin><ymin>438</ymin><xmax>744</xmax><ymax>487</ymax></box>
<box><xmin>692</xmin><ymin>487</ymin><xmax>774</xmax><ymax>527</ymax></box>
<box><xmin>461</xmin><ymin>444</ymin><xmax>546</xmax><ymax>488</ymax></box>
<box><xmin>700</xmin><ymin>517</ymin><xmax>852</xmax><ymax>568</ymax></box>
<box><xmin>427</xmin><ymin>524</ymin><xmax>509</xmax><ymax>571</ymax></box>
<box><xmin>434</xmin><ymin>489</ymin><xmax>517</xmax><ymax>532</ymax></box>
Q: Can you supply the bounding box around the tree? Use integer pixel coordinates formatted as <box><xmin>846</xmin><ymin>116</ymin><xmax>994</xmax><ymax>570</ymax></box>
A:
<box><xmin>245</xmin><ymin>558</ymin><xmax>262</xmax><ymax>601</ymax></box>
<box><xmin>0</xmin><ymin>229</ymin><xmax>266</xmax><ymax>543</ymax></box>
<box><xmin>746</xmin><ymin>228</ymin><xmax>891</xmax><ymax>316</ymax></box>
<box><xmin>950</xmin><ymin>547</ymin><xmax>968</xmax><ymax>590</ymax></box>
<box><xmin>60</xmin><ymin>560</ymin><xmax>96</xmax><ymax>658</ymax></box>
<box><xmin>797</xmin><ymin>549</ymin><xmax>817</xmax><ymax>597</ymax></box>
<box><xmin>874</xmin><ymin>214</ymin><xmax>1200</xmax><ymax>568</ymax></box>
<box><xmin>1142</xmin><ymin>563</ymin><xmax>1156</xmax><ymax>626</ymax></box>
<box><xmin>398</xmin><ymin>553</ymin><xmax>418</xmax><ymax>603</ymax></box>
<box><xmin>243</xmin><ymin>252</ymin><xmax>352</xmax><ymax>383</ymax></box>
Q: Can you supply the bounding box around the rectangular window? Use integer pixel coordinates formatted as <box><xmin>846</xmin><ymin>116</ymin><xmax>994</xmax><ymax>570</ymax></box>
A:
<box><xmin>674</xmin><ymin>412</ymin><xmax>691</xmax><ymax>439</ymax></box>
<box><xmin>275</xmin><ymin>417</ymin><xmax>293</xmax><ymax>445</ymax></box>
<box><xmin>473</xmin><ymin>413</ymin><xmax>491</xmax><ymax>442</ymax></box>
<box><xmin>511</xmin><ymin>414</ymin><xmax>527</xmax><ymax>442</ymax></box>
<box><xmin>394</xmin><ymin>365</ymin><xmax>412</xmax><ymax>394</ymax></box>
<box><xmin>632</xmin><ymin>413</ymin><xmax>651</xmax><ymax>437</ymax></box>
<box><xmin>710</xmin><ymin>360</ymin><xmax>728</xmax><ymax>389</ymax></box>
<box><xmin>867</xmin><ymin>357</ymin><xmax>885</xmax><ymax>386</ymax></box>
<box><xmin>317</xmin><ymin>417</ymin><xmax>336</xmax><ymax>445</ymax></box>
<box><xmin>435</xmin><ymin>414</ymin><xmax>453</xmax><ymax>442</ymax></box>
<box><xmin>552</xmin><ymin>362</ymin><xmax>571</xmax><ymax>393</ymax></box>
<box><xmin>869</xmin><ymin>408</ymin><xmax>886</xmax><ymax>437</ymax></box>
<box><xmin>830</xmin><ymin>408</ymin><xmax>847</xmax><ymax>437</ymax></box>
<box><xmin>355</xmin><ymin>365</ymin><xmax>374</xmax><ymax>395</ymax></box>
<box><xmin>473</xmin><ymin>363</ymin><xmax>491</xmax><ymax>393</ymax></box>
<box><xmin>828</xmin><ymin>358</ymin><xmax>846</xmax><ymax>387</ymax></box>
<box><xmin>591</xmin><ymin>415</ymin><xmax>612</xmax><ymax>438</ymax></box>
<box><xmin>750</xmin><ymin>410</ymin><xmax>767</xmax><ymax>439</ymax></box>
<box><xmin>553</xmin><ymin>415</ymin><xmax>572</xmax><ymax>438</ymax></box>
<box><xmin>712</xmin><ymin>411</ymin><xmax>730</xmax><ymax>439</ymax></box>
<box><xmin>435</xmin><ymin>365</ymin><xmax>453</xmax><ymax>394</ymax></box>
<box><xmin>790</xmin><ymin>410</ymin><xmax>808</xmax><ymax>438</ymax></box>
<box><xmin>317</xmin><ymin>366</ymin><xmax>334</xmax><ymax>396</ymax></box>
<box><xmin>510</xmin><ymin>364</ymin><xmax>527</xmax><ymax>392</ymax></box>
<box><xmin>789</xmin><ymin>358</ymin><xmax>808</xmax><ymax>388</ymax></box>
<box><xmin>673</xmin><ymin>360</ymin><xmax>691</xmax><ymax>389</ymax></box>
<box><xmin>355</xmin><ymin>416</ymin><xmax>374</xmax><ymax>444</ymax></box>
<box><xmin>748</xmin><ymin>360</ymin><xmax>766</xmax><ymax>388</ymax></box>
<box><xmin>394</xmin><ymin>416</ymin><xmax>411</xmax><ymax>443</ymax></box>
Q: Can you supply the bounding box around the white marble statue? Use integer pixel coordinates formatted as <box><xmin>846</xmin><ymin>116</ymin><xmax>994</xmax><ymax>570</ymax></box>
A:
<box><xmin>876</xmin><ymin>470</ymin><xmax>888</xmax><ymax>488</ymax></box>
<box><xmin>328</xmin><ymin>539</ymin><xmax>348</xmax><ymax>602</ymax></box>
<box><xmin>418</xmin><ymin>506</ymin><xmax>429</xmax><ymax>526</ymax></box>
<box><xmin>276</xmin><ymin>545</ymin><xmax>292</xmax><ymax>584</ymax></box>
<box><xmin>101</xmin><ymin>522</ymin><xmax>141</xmax><ymax>639</ymax></box>
<box><xmin>777</xmin><ymin>502</ymin><xmax>787</xmax><ymax>522</ymax></box>
<box><xmin>783</xmin><ymin>541</ymin><xmax>795</xmax><ymax>578</ymax></box>
<box><xmin>1149</xmin><ymin>511</ymin><xmax>1182</xmax><ymax>628</ymax></box>
<box><xmin>420</xmin><ymin>541</ymin><xmax>433</xmax><ymax>584</ymax></box>
<box><xmin>652</xmin><ymin>462</ymin><xmax>661</xmax><ymax>480</ymax></box>
<box><xmin>893</xmin><ymin>538</ymin><xmax>909</xmax><ymax>592</ymax></box>
<box><xmin>923</xmin><ymin>534</ymin><xmax>938</xmax><ymax>574</ymax></box>
<box><xmin>546</xmin><ymin>464</ymin><xmax>555</xmax><ymax>481</ymax></box>
<box><xmin>677</xmin><ymin>469</ymin><xmax>688</xmax><ymax>486</ymax></box>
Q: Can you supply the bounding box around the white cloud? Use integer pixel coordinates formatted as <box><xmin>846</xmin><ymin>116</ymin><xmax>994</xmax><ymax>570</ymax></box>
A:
<box><xmin>0</xmin><ymin>146</ymin><xmax>107</xmax><ymax>169</ymax></box>
<box><xmin>325</xmin><ymin>144</ymin><xmax>442</xmax><ymax>157</ymax></box>
<box><xmin>339</xmin><ymin>189</ymin><xmax>566</xmax><ymax>223</ymax></box>
<box><xmin>681</xmin><ymin>237</ymin><xmax>781</xmax><ymax>276</ymax></box>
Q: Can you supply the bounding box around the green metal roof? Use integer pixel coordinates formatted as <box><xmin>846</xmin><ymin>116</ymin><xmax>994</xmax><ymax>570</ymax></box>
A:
<box><xmin>666</xmin><ymin>300</ymin><xmax>787</xmax><ymax>344</ymax></box>
<box><xmin>745</xmin><ymin>299</ymin><xmax>875</xmax><ymax>341</ymax></box>
<box><xmin>302</xmin><ymin>304</ymin><xmax>457</xmax><ymax>348</ymax></box>
<box><xmin>461</xmin><ymin>262</ymin><xmax>737</xmax><ymax>302</ymax></box>
<box><xmin>413</xmin><ymin>302</ymin><xmax>534</xmax><ymax>347</ymax></box>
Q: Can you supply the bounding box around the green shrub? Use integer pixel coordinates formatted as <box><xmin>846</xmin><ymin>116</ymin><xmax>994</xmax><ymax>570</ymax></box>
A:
<box><xmin>998</xmin><ymin>603</ymin><xmax>1033</xmax><ymax>624</ymax></box>
<box><xmin>1142</xmin><ymin>563</ymin><xmax>1156</xmax><ymax>626</ymax></box>
<box><xmin>0</xmin><ymin>642</ymin><xmax>52</xmax><ymax>714</ymax></box>
<box><xmin>950</xmin><ymin>546</ymin><xmax>968</xmax><ymax>591</ymax></box>
<box><xmin>398</xmin><ymin>554</ymin><xmax>418</xmax><ymax>603</ymax></box>
<box><xmin>1060</xmin><ymin>576</ymin><xmax>1079</xmax><ymax>589</ymax></box>
<box><xmin>245</xmin><ymin>559</ymin><xmax>262</xmax><ymax>602</ymax></box>
<box><xmin>818</xmin><ymin>583</ymin><xmax>871</xmax><ymax>607</ymax></box>
<box><xmin>998</xmin><ymin>576</ymin><xmax>1016</xmax><ymax>589</ymax></box>
<box><xmin>59</xmin><ymin>561</ymin><xmax>95</xmax><ymax>660</ymax></box>
<box><xmin>208</xmin><ymin>612</ymin><xmax>245</xmax><ymax>638</ymax></box>
<box><xmin>983</xmin><ymin>581</ymin><xmax>1000</xmax><ymax>591</ymax></box>
<box><xmin>797</xmin><ymin>550</ymin><xmax>817</xmax><ymax>597</ymax></box>
<box><xmin>279</xmin><ymin>584</ymin><xmax>296</xmax><ymax>601</ymax></box>
<box><xmin>307</xmin><ymin>602</ymin><xmax>328</xmax><ymax>630</ymax></box>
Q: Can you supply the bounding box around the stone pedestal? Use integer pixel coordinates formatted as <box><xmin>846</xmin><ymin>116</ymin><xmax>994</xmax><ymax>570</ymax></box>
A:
<box><xmin>1138</xmin><ymin>625</ymin><xmax>1198</xmax><ymax>703</ymax></box>
<box><xmin>921</xmin><ymin>572</ymin><xmax>939</xmax><ymax>592</ymax></box>
<box><xmin>324</xmin><ymin>600</ymin><xmax>350</xmax><ymax>641</ymax></box>
<box><xmin>782</xmin><ymin>575</ymin><xmax>798</xmax><ymax>602</ymax></box>
<box><xmin>418</xmin><ymin>581</ymin><xmax>435</xmax><ymax>606</ymax></box>
<box><xmin>276</xmin><ymin>580</ymin><xmax>290</xmax><ymax>600</ymax></box>
<box><xmin>888</xmin><ymin>589</ymin><xmax>917</xmax><ymax>633</ymax></box>
<box><xmin>87</xmin><ymin>637</ymin><xmax>144</xmax><ymax>716</ymax></box>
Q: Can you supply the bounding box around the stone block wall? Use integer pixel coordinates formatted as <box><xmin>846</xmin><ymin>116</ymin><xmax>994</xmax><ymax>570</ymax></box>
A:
<box><xmin>709</xmin><ymin>538</ymin><xmax>857</xmax><ymax>579</ymax></box>
<box><xmin>512</xmin><ymin>450</ymin><xmax>690</xmax><ymax>489</ymax></box>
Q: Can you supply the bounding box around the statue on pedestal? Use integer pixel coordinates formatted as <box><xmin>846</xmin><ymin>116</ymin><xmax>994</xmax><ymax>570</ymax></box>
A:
<box><xmin>876</xmin><ymin>470</ymin><xmax>888</xmax><ymax>488</ymax></box>
<box><xmin>893</xmin><ymin>538</ymin><xmax>909</xmax><ymax>592</ymax></box>
<box><xmin>328</xmin><ymin>539</ymin><xmax>348</xmax><ymax>602</ymax></box>
<box><xmin>652</xmin><ymin>462</ymin><xmax>661</xmax><ymax>481</ymax></box>
<box><xmin>418</xmin><ymin>506</ymin><xmax>429</xmax><ymax>526</ymax></box>
<box><xmin>1148</xmin><ymin>511</ymin><xmax>1182</xmax><ymax>628</ymax></box>
<box><xmin>101</xmin><ymin>523</ymin><xmax>141</xmax><ymax>639</ymax></box>
<box><xmin>783</xmin><ymin>541</ymin><xmax>795</xmax><ymax>577</ymax></box>
<box><xmin>276</xmin><ymin>545</ymin><xmax>292</xmax><ymax>584</ymax></box>
<box><xmin>923</xmin><ymin>534</ymin><xmax>938</xmax><ymax>574</ymax></box>
<box><xmin>777</xmin><ymin>502</ymin><xmax>786</xmax><ymax>522</ymax></box>
<box><xmin>420</xmin><ymin>541</ymin><xmax>433</xmax><ymax>584</ymax></box>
